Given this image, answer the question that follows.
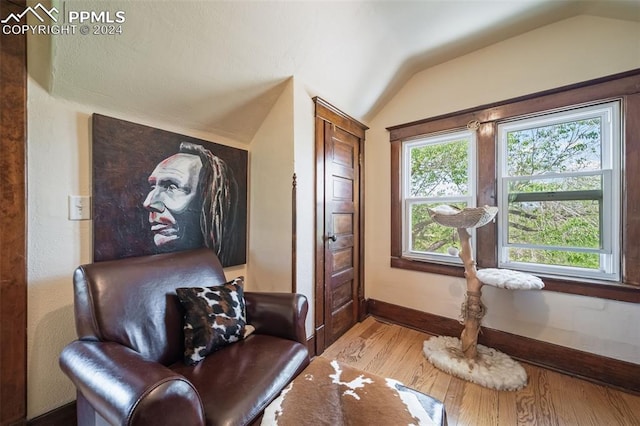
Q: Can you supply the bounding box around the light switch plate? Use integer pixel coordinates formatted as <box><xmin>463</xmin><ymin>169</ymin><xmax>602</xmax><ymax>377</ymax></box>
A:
<box><xmin>68</xmin><ymin>195</ymin><xmax>91</xmax><ymax>220</ymax></box>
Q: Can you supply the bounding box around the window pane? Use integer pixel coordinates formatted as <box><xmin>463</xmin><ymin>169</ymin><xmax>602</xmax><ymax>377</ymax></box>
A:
<box><xmin>409</xmin><ymin>139</ymin><xmax>468</xmax><ymax>197</ymax></box>
<box><xmin>506</xmin><ymin>171</ymin><xmax>603</xmax><ymax>252</ymax></box>
<box><xmin>498</xmin><ymin>102</ymin><xmax>620</xmax><ymax>281</ymax></box>
<box><xmin>506</xmin><ymin>118</ymin><xmax>602</xmax><ymax>176</ymax></box>
<box><xmin>410</xmin><ymin>202</ymin><xmax>466</xmax><ymax>254</ymax></box>
<box><xmin>508</xmin><ymin>199</ymin><xmax>601</xmax><ymax>249</ymax></box>
<box><xmin>508</xmin><ymin>174</ymin><xmax>602</xmax><ymax>194</ymax></box>
<box><xmin>507</xmin><ymin>247</ymin><xmax>600</xmax><ymax>270</ymax></box>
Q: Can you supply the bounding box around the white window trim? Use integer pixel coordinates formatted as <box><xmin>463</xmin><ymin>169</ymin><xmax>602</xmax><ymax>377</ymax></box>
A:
<box><xmin>401</xmin><ymin>129</ymin><xmax>477</xmax><ymax>264</ymax></box>
<box><xmin>497</xmin><ymin>101</ymin><xmax>621</xmax><ymax>282</ymax></box>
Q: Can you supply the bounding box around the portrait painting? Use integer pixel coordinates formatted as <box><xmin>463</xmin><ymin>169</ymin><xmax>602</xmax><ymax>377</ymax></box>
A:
<box><xmin>92</xmin><ymin>114</ymin><xmax>248</xmax><ymax>267</ymax></box>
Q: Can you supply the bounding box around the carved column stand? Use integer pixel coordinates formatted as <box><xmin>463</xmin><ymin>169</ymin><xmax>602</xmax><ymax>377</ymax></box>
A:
<box><xmin>457</xmin><ymin>227</ymin><xmax>486</xmax><ymax>360</ymax></box>
<box><xmin>426</xmin><ymin>206</ymin><xmax>497</xmax><ymax>362</ymax></box>
<box><xmin>424</xmin><ymin>205</ymin><xmax>544</xmax><ymax>391</ymax></box>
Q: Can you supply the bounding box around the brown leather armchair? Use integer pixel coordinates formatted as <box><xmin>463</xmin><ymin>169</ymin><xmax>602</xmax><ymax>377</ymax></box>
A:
<box><xmin>59</xmin><ymin>248</ymin><xmax>310</xmax><ymax>426</ymax></box>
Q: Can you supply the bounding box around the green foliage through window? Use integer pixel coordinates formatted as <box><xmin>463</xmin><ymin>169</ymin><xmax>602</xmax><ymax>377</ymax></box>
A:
<box><xmin>410</xmin><ymin>202</ymin><xmax>466</xmax><ymax>254</ymax></box>
<box><xmin>410</xmin><ymin>140</ymin><xmax>468</xmax><ymax>197</ymax></box>
<box><xmin>498</xmin><ymin>102</ymin><xmax>619</xmax><ymax>279</ymax></box>
<box><xmin>404</xmin><ymin>131</ymin><xmax>474</xmax><ymax>262</ymax></box>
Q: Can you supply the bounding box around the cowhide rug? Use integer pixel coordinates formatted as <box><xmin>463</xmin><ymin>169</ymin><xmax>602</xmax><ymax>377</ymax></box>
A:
<box><xmin>261</xmin><ymin>357</ymin><xmax>447</xmax><ymax>426</ymax></box>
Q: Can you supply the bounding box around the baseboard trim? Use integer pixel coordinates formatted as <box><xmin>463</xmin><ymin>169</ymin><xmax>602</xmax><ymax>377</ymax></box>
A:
<box><xmin>26</xmin><ymin>401</ymin><xmax>76</xmax><ymax>426</ymax></box>
<box><xmin>367</xmin><ymin>298</ymin><xmax>640</xmax><ymax>394</ymax></box>
<box><xmin>307</xmin><ymin>334</ymin><xmax>316</xmax><ymax>358</ymax></box>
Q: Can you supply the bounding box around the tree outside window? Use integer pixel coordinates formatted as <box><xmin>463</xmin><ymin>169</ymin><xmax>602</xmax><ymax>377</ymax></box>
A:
<box><xmin>498</xmin><ymin>101</ymin><xmax>620</xmax><ymax>281</ymax></box>
<box><xmin>403</xmin><ymin>130</ymin><xmax>476</xmax><ymax>263</ymax></box>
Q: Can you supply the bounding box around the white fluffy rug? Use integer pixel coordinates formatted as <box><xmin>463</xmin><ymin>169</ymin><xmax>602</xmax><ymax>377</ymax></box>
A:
<box><xmin>423</xmin><ymin>336</ymin><xmax>527</xmax><ymax>391</ymax></box>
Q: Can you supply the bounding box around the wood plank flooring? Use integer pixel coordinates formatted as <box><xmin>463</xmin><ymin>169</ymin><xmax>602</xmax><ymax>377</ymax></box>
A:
<box><xmin>320</xmin><ymin>316</ymin><xmax>640</xmax><ymax>426</ymax></box>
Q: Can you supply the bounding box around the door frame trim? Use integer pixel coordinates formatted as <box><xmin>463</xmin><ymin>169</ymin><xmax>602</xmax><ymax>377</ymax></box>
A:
<box><xmin>313</xmin><ymin>97</ymin><xmax>368</xmax><ymax>355</ymax></box>
<box><xmin>0</xmin><ymin>0</ymin><xmax>28</xmax><ymax>423</ymax></box>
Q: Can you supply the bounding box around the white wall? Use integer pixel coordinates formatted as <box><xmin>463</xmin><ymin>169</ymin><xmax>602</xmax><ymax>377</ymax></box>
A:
<box><xmin>27</xmin><ymin>79</ymin><xmax>91</xmax><ymax>419</ymax></box>
<box><xmin>248</xmin><ymin>77</ymin><xmax>317</xmax><ymax>337</ymax></box>
<box><xmin>365</xmin><ymin>15</ymin><xmax>640</xmax><ymax>365</ymax></box>
<box><xmin>293</xmin><ymin>77</ymin><xmax>317</xmax><ymax>336</ymax></box>
<box><xmin>247</xmin><ymin>79</ymin><xmax>295</xmax><ymax>292</ymax></box>
<box><xmin>26</xmin><ymin>69</ymin><xmax>248</xmax><ymax>419</ymax></box>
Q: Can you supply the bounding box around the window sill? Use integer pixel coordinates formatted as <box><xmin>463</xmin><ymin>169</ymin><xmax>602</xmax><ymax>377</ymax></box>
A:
<box><xmin>391</xmin><ymin>256</ymin><xmax>465</xmax><ymax>278</ymax></box>
<box><xmin>541</xmin><ymin>277</ymin><xmax>640</xmax><ymax>303</ymax></box>
<box><xmin>390</xmin><ymin>256</ymin><xmax>640</xmax><ymax>303</ymax></box>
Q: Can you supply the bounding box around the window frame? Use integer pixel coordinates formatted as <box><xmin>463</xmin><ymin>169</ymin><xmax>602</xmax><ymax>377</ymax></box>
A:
<box><xmin>388</xmin><ymin>69</ymin><xmax>640</xmax><ymax>303</ymax></box>
<box><xmin>401</xmin><ymin>129</ymin><xmax>477</xmax><ymax>265</ymax></box>
<box><xmin>496</xmin><ymin>101</ymin><xmax>621</xmax><ymax>282</ymax></box>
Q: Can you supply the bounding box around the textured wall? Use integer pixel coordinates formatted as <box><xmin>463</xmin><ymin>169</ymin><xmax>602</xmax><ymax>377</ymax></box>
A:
<box><xmin>292</xmin><ymin>77</ymin><xmax>317</xmax><ymax>337</ymax></box>
<box><xmin>248</xmin><ymin>77</ymin><xmax>317</xmax><ymax>337</ymax></box>
<box><xmin>248</xmin><ymin>78</ymin><xmax>295</xmax><ymax>292</ymax></box>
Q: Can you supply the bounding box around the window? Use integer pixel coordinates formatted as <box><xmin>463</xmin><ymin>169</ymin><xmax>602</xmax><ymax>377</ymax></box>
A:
<box><xmin>388</xmin><ymin>69</ymin><xmax>640</xmax><ymax>303</ymax></box>
<box><xmin>497</xmin><ymin>102</ymin><xmax>621</xmax><ymax>281</ymax></box>
<box><xmin>402</xmin><ymin>130</ymin><xmax>476</xmax><ymax>264</ymax></box>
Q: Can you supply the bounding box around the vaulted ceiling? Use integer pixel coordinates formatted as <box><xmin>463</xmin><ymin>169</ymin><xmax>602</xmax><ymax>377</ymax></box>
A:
<box><xmin>40</xmin><ymin>0</ymin><xmax>639</xmax><ymax>143</ymax></box>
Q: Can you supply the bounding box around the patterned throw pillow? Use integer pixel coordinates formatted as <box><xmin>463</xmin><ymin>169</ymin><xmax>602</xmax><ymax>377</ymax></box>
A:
<box><xmin>176</xmin><ymin>277</ymin><xmax>246</xmax><ymax>365</ymax></box>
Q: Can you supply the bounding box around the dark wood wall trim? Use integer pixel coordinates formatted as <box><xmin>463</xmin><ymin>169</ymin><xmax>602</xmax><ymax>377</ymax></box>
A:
<box><xmin>0</xmin><ymin>0</ymin><xmax>28</xmax><ymax>424</ymax></box>
<box><xmin>25</xmin><ymin>403</ymin><xmax>76</xmax><ymax>426</ymax></box>
<box><xmin>314</xmin><ymin>97</ymin><xmax>368</xmax><ymax>139</ymax></box>
<box><xmin>390</xmin><ymin>255</ymin><xmax>640</xmax><ymax>303</ymax></box>
<box><xmin>313</xmin><ymin>114</ymin><xmax>326</xmax><ymax>356</ymax></box>
<box><xmin>367</xmin><ymin>299</ymin><xmax>640</xmax><ymax>394</ymax></box>
<box><xmin>623</xmin><ymin>92</ymin><xmax>640</xmax><ymax>284</ymax></box>
<box><xmin>306</xmin><ymin>334</ymin><xmax>316</xmax><ymax>359</ymax></box>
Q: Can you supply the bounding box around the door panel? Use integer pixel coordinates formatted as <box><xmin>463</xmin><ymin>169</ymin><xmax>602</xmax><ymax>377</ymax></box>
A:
<box><xmin>332</xmin><ymin>177</ymin><xmax>353</xmax><ymax>200</ymax></box>
<box><xmin>333</xmin><ymin>214</ymin><xmax>353</xmax><ymax>234</ymax></box>
<box><xmin>331</xmin><ymin>281</ymin><xmax>353</xmax><ymax>309</ymax></box>
<box><xmin>324</xmin><ymin>125</ymin><xmax>360</xmax><ymax>346</ymax></box>
<box><xmin>330</xmin><ymin>302</ymin><xmax>355</xmax><ymax>341</ymax></box>
<box><xmin>333</xmin><ymin>140</ymin><xmax>354</xmax><ymax>167</ymax></box>
<box><xmin>313</xmin><ymin>97</ymin><xmax>367</xmax><ymax>356</ymax></box>
<box><xmin>331</xmin><ymin>248</ymin><xmax>353</xmax><ymax>272</ymax></box>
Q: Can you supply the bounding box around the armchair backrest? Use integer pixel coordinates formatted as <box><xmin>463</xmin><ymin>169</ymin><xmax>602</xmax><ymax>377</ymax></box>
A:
<box><xmin>73</xmin><ymin>248</ymin><xmax>227</xmax><ymax>365</ymax></box>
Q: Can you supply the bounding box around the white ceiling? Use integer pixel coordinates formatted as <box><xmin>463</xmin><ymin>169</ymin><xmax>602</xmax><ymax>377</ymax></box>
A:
<box><xmin>44</xmin><ymin>0</ymin><xmax>640</xmax><ymax>143</ymax></box>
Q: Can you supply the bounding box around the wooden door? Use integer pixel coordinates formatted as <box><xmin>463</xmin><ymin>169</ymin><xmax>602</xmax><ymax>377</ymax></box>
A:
<box><xmin>314</xmin><ymin>97</ymin><xmax>367</xmax><ymax>354</ymax></box>
<box><xmin>324</xmin><ymin>124</ymin><xmax>359</xmax><ymax>346</ymax></box>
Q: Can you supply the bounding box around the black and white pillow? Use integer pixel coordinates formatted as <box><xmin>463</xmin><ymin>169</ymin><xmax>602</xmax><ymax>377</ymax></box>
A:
<box><xmin>176</xmin><ymin>277</ymin><xmax>246</xmax><ymax>365</ymax></box>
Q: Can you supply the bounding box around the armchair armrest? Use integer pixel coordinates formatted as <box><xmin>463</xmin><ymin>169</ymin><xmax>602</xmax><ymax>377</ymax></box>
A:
<box><xmin>60</xmin><ymin>341</ymin><xmax>205</xmax><ymax>426</ymax></box>
<box><xmin>244</xmin><ymin>292</ymin><xmax>308</xmax><ymax>345</ymax></box>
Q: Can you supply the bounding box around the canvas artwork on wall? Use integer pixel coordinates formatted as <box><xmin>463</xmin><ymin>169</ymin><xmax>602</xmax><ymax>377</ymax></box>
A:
<box><xmin>92</xmin><ymin>114</ymin><xmax>248</xmax><ymax>267</ymax></box>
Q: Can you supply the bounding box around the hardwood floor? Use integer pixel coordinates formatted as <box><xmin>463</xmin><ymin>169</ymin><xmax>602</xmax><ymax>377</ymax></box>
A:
<box><xmin>320</xmin><ymin>316</ymin><xmax>640</xmax><ymax>426</ymax></box>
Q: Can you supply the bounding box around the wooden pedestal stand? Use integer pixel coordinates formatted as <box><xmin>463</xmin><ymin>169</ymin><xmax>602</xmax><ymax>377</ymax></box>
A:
<box><xmin>457</xmin><ymin>227</ymin><xmax>485</xmax><ymax>360</ymax></box>
<box><xmin>423</xmin><ymin>205</ymin><xmax>544</xmax><ymax>391</ymax></box>
<box><xmin>427</xmin><ymin>205</ymin><xmax>498</xmax><ymax>362</ymax></box>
